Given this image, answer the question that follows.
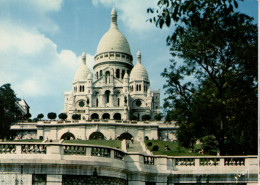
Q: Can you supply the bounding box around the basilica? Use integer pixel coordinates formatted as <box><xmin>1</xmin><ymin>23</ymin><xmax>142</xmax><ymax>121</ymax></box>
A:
<box><xmin>64</xmin><ymin>8</ymin><xmax>160</xmax><ymax>122</ymax></box>
<box><xmin>11</xmin><ymin>8</ymin><xmax>176</xmax><ymax>142</ymax></box>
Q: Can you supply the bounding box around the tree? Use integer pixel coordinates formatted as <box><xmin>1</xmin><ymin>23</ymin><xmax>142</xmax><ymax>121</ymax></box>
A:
<box><xmin>23</xmin><ymin>113</ymin><xmax>31</xmax><ymax>120</ymax></box>
<box><xmin>201</xmin><ymin>135</ymin><xmax>218</xmax><ymax>155</ymax></box>
<box><xmin>148</xmin><ymin>0</ymin><xmax>257</xmax><ymax>155</ymax></box>
<box><xmin>0</xmin><ymin>84</ymin><xmax>18</xmax><ymax>139</ymax></box>
<box><xmin>37</xmin><ymin>113</ymin><xmax>44</xmax><ymax>120</ymax></box>
<box><xmin>72</xmin><ymin>114</ymin><xmax>81</xmax><ymax>120</ymax></box>
<box><xmin>58</xmin><ymin>113</ymin><xmax>67</xmax><ymax>121</ymax></box>
<box><xmin>154</xmin><ymin>113</ymin><xmax>163</xmax><ymax>121</ymax></box>
<box><xmin>47</xmin><ymin>112</ymin><xmax>57</xmax><ymax>120</ymax></box>
<box><xmin>142</xmin><ymin>114</ymin><xmax>151</xmax><ymax>121</ymax></box>
<box><xmin>130</xmin><ymin>114</ymin><xmax>137</xmax><ymax>121</ymax></box>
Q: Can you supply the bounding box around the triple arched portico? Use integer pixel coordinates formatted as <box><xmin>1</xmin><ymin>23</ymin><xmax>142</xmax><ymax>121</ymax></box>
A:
<box><xmin>90</xmin><ymin>113</ymin><xmax>122</xmax><ymax>120</ymax></box>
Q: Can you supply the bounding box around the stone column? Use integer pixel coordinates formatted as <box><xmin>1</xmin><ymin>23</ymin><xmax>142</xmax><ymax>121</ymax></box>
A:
<box><xmin>110</xmin><ymin>93</ymin><xmax>113</xmax><ymax>107</ymax></box>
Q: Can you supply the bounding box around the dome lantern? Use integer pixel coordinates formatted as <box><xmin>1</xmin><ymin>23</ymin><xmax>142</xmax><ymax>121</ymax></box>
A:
<box><xmin>111</xmin><ymin>8</ymin><xmax>117</xmax><ymax>27</ymax></box>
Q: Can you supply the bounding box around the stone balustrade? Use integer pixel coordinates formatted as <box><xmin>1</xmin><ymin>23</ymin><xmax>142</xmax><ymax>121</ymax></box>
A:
<box><xmin>0</xmin><ymin>142</ymin><xmax>256</xmax><ymax>169</ymax></box>
<box><xmin>0</xmin><ymin>142</ymin><xmax>257</xmax><ymax>185</ymax></box>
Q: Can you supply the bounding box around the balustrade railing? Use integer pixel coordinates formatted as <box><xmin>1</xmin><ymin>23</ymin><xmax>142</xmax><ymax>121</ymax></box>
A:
<box><xmin>91</xmin><ymin>147</ymin><xmax>111</xmax><ymax>157</ymax></box>
<box><xmin>175</xmin><ymin>158</ymin><xmax>195</xmax><ymax>166</ymax></box>
<box><xmin>200</xmin><ymin>158</ymin><xmax>220</xmax><ymax>166</ymax></box>
<box><xmin>0</xmin><ymin>144</ymin><xmax>16</xmax><ymax>154</ymax></box>
<box><xmin>22</xmin><ymin>144</ymin><xmax>46</xmax><ymax>154</ymax></box>
<box><xmin>224</xmin><ymin>158</ymin><xmax>245</xmax><ymax>166</ymax></box>
<box><xmin>144</xmin><ymin>156</ymin><xmax>155</xmax><ymax>165</ymax></box>
<box><xmin>0</xmin><ymin>142</ymin><xmax>254</xmax><ymax>170</ymax></box>
<box><xmin>63</xmin><ymin>145</ymin><xmax>86</xmax><ymax>155</ymax></box>
<box><xmin>114</xmin><ymin>150</ymin><xmax>124</xmax><ymax>160</ymax></box>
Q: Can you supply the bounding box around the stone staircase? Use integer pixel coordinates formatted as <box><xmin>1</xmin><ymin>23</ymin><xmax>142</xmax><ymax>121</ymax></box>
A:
<box><xmin>127</xmin><ymin>140</ymin><xmax>150</xmax><ymax>155</ymax></box>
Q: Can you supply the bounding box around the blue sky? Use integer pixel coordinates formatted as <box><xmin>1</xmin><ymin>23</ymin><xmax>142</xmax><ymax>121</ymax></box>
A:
<box><xmin>0</xmin><ymin>0</ymin><xmax>258</xmax><ymax>118</ymax></box>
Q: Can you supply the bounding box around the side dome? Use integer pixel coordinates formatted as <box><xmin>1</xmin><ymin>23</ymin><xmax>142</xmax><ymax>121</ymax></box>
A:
<box><xmin>96</xmin><ymin>8</ymin><xmax>131</xmax><ymax>56</ymax></box>
<box><xmin>130</xmin><ymin>51</ymin><xmax>149</xmax><ymax>82</ymax></box>
<box><xmin>74</xmin><ymin>52</ymin><xmax>92</xmax><ymax>82</ymax></box>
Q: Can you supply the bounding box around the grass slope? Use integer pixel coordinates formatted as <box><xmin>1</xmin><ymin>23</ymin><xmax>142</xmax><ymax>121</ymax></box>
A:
<box><xmin>64</xmin><ymin>140</ymin><xmax>121</xmax><ymax>149</ymax></box>
<box><xmin>145</xmin><ymin>140</ymin><xmax>207</xmax><ymax>156</ymax></box>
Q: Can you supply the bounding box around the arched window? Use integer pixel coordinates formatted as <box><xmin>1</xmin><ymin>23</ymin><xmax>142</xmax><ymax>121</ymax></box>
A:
<box><xmin>102</xmin><ymin>113</ymin><xmax>110</xmax><ymax>119</ymax></box>
<box><xmin>105</xmin><ymin>90</ymin><xmax>110</xmax><ymax>103</ymax></box>
<box><xmin>105</xmin><ymin>71</ymin><xmax>110</xmax><ymax>83</ymax></box>
<box><xmin>61</xmin><ymin>132</ymin><xmax>75</xmax><ymax>140</ymax></box>
<box><xmin>91</xmin><ymin>113</ymin><xmax>99</xmax><ymax>120</ymax></box>
<box><xmin>139</xmin><ymin>84</ymin><xmax>141</xmax><ymax>91</ymax></box>
<box><xmin>118</xmin><ymin>98</ymin><xmax>120</xmax><ymax>106</ymax></box>
<box><xmin>136</xmin><ymin>85</ymin><xmax>138</xmax><ymax>91</ymax></box>
<box><xmin>96</xmin><ymin>72</ymin><xmax>99</xmax><ymax>79</ymax></box>
<box><xmin>96</xmin><ymin>98</ymin><xmax>99</xmax><ymax>107</ymax></box>
<box><xmin>116</xmin><ymin>69</ymin><xmax>120</xmax><ymax>78</ymax></box>
<box><xmin>113</xmin><ymin>113</ymin><xmax>121</xmax><ymax>120</ymax></box>
<box><xmin>121</xmin><ymin>70</ymin><xmax>125</xmax><ymax>79</ymax></box>
<box><xmin>100</xmin><ymin>70</ymin><xmax>103</xmax><ymax>77</ymax></box>
<box><xmin>89</xmin><ymin>131</ymin><xmax>104</xmax><ymax>140</ymax></box>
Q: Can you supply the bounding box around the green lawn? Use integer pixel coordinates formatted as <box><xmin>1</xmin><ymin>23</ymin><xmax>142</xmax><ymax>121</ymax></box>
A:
<box><xmin>63</xmin><ymin>140</ymin><xmax>121</xmax><ymax>149</ymax></box>
<box><xmin>145</xmin><ymin>140</ymin><xmax>207</xmax><ymax>156</ymax></box>
<box><xmin>1</xmin><ymin>139</ymin><xmax>43</xmax><ymax>143</ymax></box>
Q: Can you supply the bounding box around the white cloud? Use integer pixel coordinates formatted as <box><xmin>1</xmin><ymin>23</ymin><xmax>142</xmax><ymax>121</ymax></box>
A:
<box><xmin>92</xmin><ymin>0</ymin><xmax>157</xmax><ymax>32</ymax></box>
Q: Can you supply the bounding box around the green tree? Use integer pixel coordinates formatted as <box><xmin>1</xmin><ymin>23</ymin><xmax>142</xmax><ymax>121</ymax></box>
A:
<box><xmin>154</xmin><ymin>113</ymin><xmax>163</xmax><ymax>121</ymax></box>
<box><xmin>58</xmin><ymin>113</ymin><xmax>67</xmax><ymax>121</ymax></box>
<box><xmin>148</xmin><ymin>0</ymin><xmax>257</xmax><ymax>155</ymax></box>
<box><xmin>72</xmin><ymin>114</ymin><xmax>81</xmax><ymax>120</ymax></box>
<box><xmin>201</xmin><ymin>135</ymin><xmax>218</xmax><ymax>155</ymax></box>
<box><xmin>142</xmin><ymin>114</ymin><xmax>151</xmax><ymax>121</ymax></box>
<box><xmin>0</xmin><ymin>84</ymin><xmax>18</xmax><ymax>139</ymax></box>
<box><xmin>47</xmin><ymin>112</ymin><xmax>57</xmax><ymax>120</ymax></box>
<box><xmin>37</xmin><ymin>113</ymin><xmax>44</xmax><ymax>120</ymax></box>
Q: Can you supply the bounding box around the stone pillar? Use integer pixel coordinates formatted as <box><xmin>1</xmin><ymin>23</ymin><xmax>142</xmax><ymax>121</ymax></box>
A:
<box><xmin>100</xmin><ymin>94</ymin><xmax>104</xmax><ymax>107</ymax></box>
<box><xmin>86</xmin><ymin>107</ymin><xmax>89</xmax><ymax>120</ymax></box>
<box><xmin>47</xmin><ymin>175</ymin><xmax>62</xmax><ymax>185</ymax></box>
<box><xmin>86</xmin><ymin>147</ymin><xmax>92</xmax><ymax>156</ymax></box>
<box><xmin>16</xmin><ymin>145</ymin><xmax>22</xmax><ymax>154</ymax></box>
<box><xmin>110</xmin><ymin>93</ymin><xmax>113</xmax><ymax>107</ymax></box>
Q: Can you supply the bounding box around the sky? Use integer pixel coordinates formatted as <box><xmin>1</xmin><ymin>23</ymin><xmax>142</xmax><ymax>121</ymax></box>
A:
<box><xmin>0</xmin><ymin>0</ymin><xmax>258</xmax><ymax>118</ymax></box>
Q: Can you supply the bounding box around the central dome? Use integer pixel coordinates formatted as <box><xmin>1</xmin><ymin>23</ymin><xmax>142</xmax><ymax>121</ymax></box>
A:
<box><xmin>96</xmin><ymin>8</ymin><xmax>131</xmax><ymax>56</ymax></box>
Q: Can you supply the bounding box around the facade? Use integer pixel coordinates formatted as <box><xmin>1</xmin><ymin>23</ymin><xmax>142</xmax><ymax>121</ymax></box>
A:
<box><xmin>64</xmin><ymin>8</ymin><xmax>160</xmax><ymax>121</ymax></box>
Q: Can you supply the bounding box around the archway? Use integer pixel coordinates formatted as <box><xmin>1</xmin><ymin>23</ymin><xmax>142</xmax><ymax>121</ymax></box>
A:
<box><xmin>89</xmin><ymin>132</ymin><xmax>105</xmax><ymax>140</ymax></box>
<box><xmin>117</xmin><ymin>132</ymin><xmax>133</xmax><ymax>140</ymax></box>
<box><xmin>91</xmin><ymin>113</ymin><xmax>99</xmax><ymax>120</ymax></box>
<box><xmin>61</xmin><ymin>132</ymin><xmax>75</xmax><ymax>140</ymax></box>
<box><xmin>102</xmin><ymin>113</ymin><xmax>110</xmax><ymax>119</ymax></box>
<box><xmin>113</xmin><ymin>113</ymin><xmax>121</xmax><ymax>120</ymax></box>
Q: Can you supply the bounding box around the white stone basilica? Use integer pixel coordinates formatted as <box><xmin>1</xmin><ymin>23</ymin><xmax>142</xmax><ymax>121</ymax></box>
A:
<box><xmin>64</xmin><ymin>8</ymin><xmax>160</xmax><ymax>121</ymax></box>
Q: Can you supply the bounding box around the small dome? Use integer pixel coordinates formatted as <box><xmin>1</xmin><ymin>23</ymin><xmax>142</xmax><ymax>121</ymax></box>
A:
<box><xmin>130</xmin><ymin>51</ymin><xmax>149</xmax><ymax>82</ymax></box>
<box><xmin>74</xmin><ymin>53</ymin><xmax>92</xmax><ymax>82</ymax></box>
<box><xmin>87</xmin><ymin>72</ymin><xmax>93</xmax><ymax>80</ymax></box>
<box><xmin>124</xmin><ymin>72</ymin><xmax>129</xmax><ymax>79</ymax></box>
<box><xmin>96</xmin><ymin>8</ymin><xmax>131</xmax><ymax>56</ymax></box>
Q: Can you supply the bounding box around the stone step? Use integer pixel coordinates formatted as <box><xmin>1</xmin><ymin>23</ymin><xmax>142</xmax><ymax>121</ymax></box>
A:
<box><xmin>126</xmin><ymin>140</ymin><xmax>149</xmax><ymax>155</ymax></box>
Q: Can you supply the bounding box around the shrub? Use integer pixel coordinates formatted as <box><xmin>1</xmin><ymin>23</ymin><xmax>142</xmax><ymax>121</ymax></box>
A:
<box><xmin>142</xmin><ymin>114</ymin><xmax>151</xmax><ymax>121</ymax></box>
<box><xmin>147</xmin><ymin>142</ymin><xmax>153</xmax><ymax>146</ymax></box>
<box><xmin>72</xmin><ymin>114</ymin><xmax>81</xmax><ymax>120</ymax></box>
<box><xmin>130</xmin><ymin>114</ymin><xmax>137</xmax><ymax>121</ymax></box>
<box><xmin>58</xmin><ymin>113</ymin><xmax>67</xmax><ymax>120</ymax></box>
<box><xmin>37</xmin><ymin>113</ymin><xmax>44</xmax><ymax>120</ymax></box>
<box><xmin>47</xmin><ymin>112</ymin><xmax>57</xmax><ymax>120</ymax></box>
<box><xmin>154</xmin><ymin>113</ymin><xmax>163</xmax><ymax>121</ymax></box>
<box><xmin>151</xmin><ymin>145</ymin><xmax>159</xmax><ymax>151</ymax></box>
<box><xmin>201</xmin><ymin>135</ymin><xmax>218</xmax><ymax>155</ymax></box>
